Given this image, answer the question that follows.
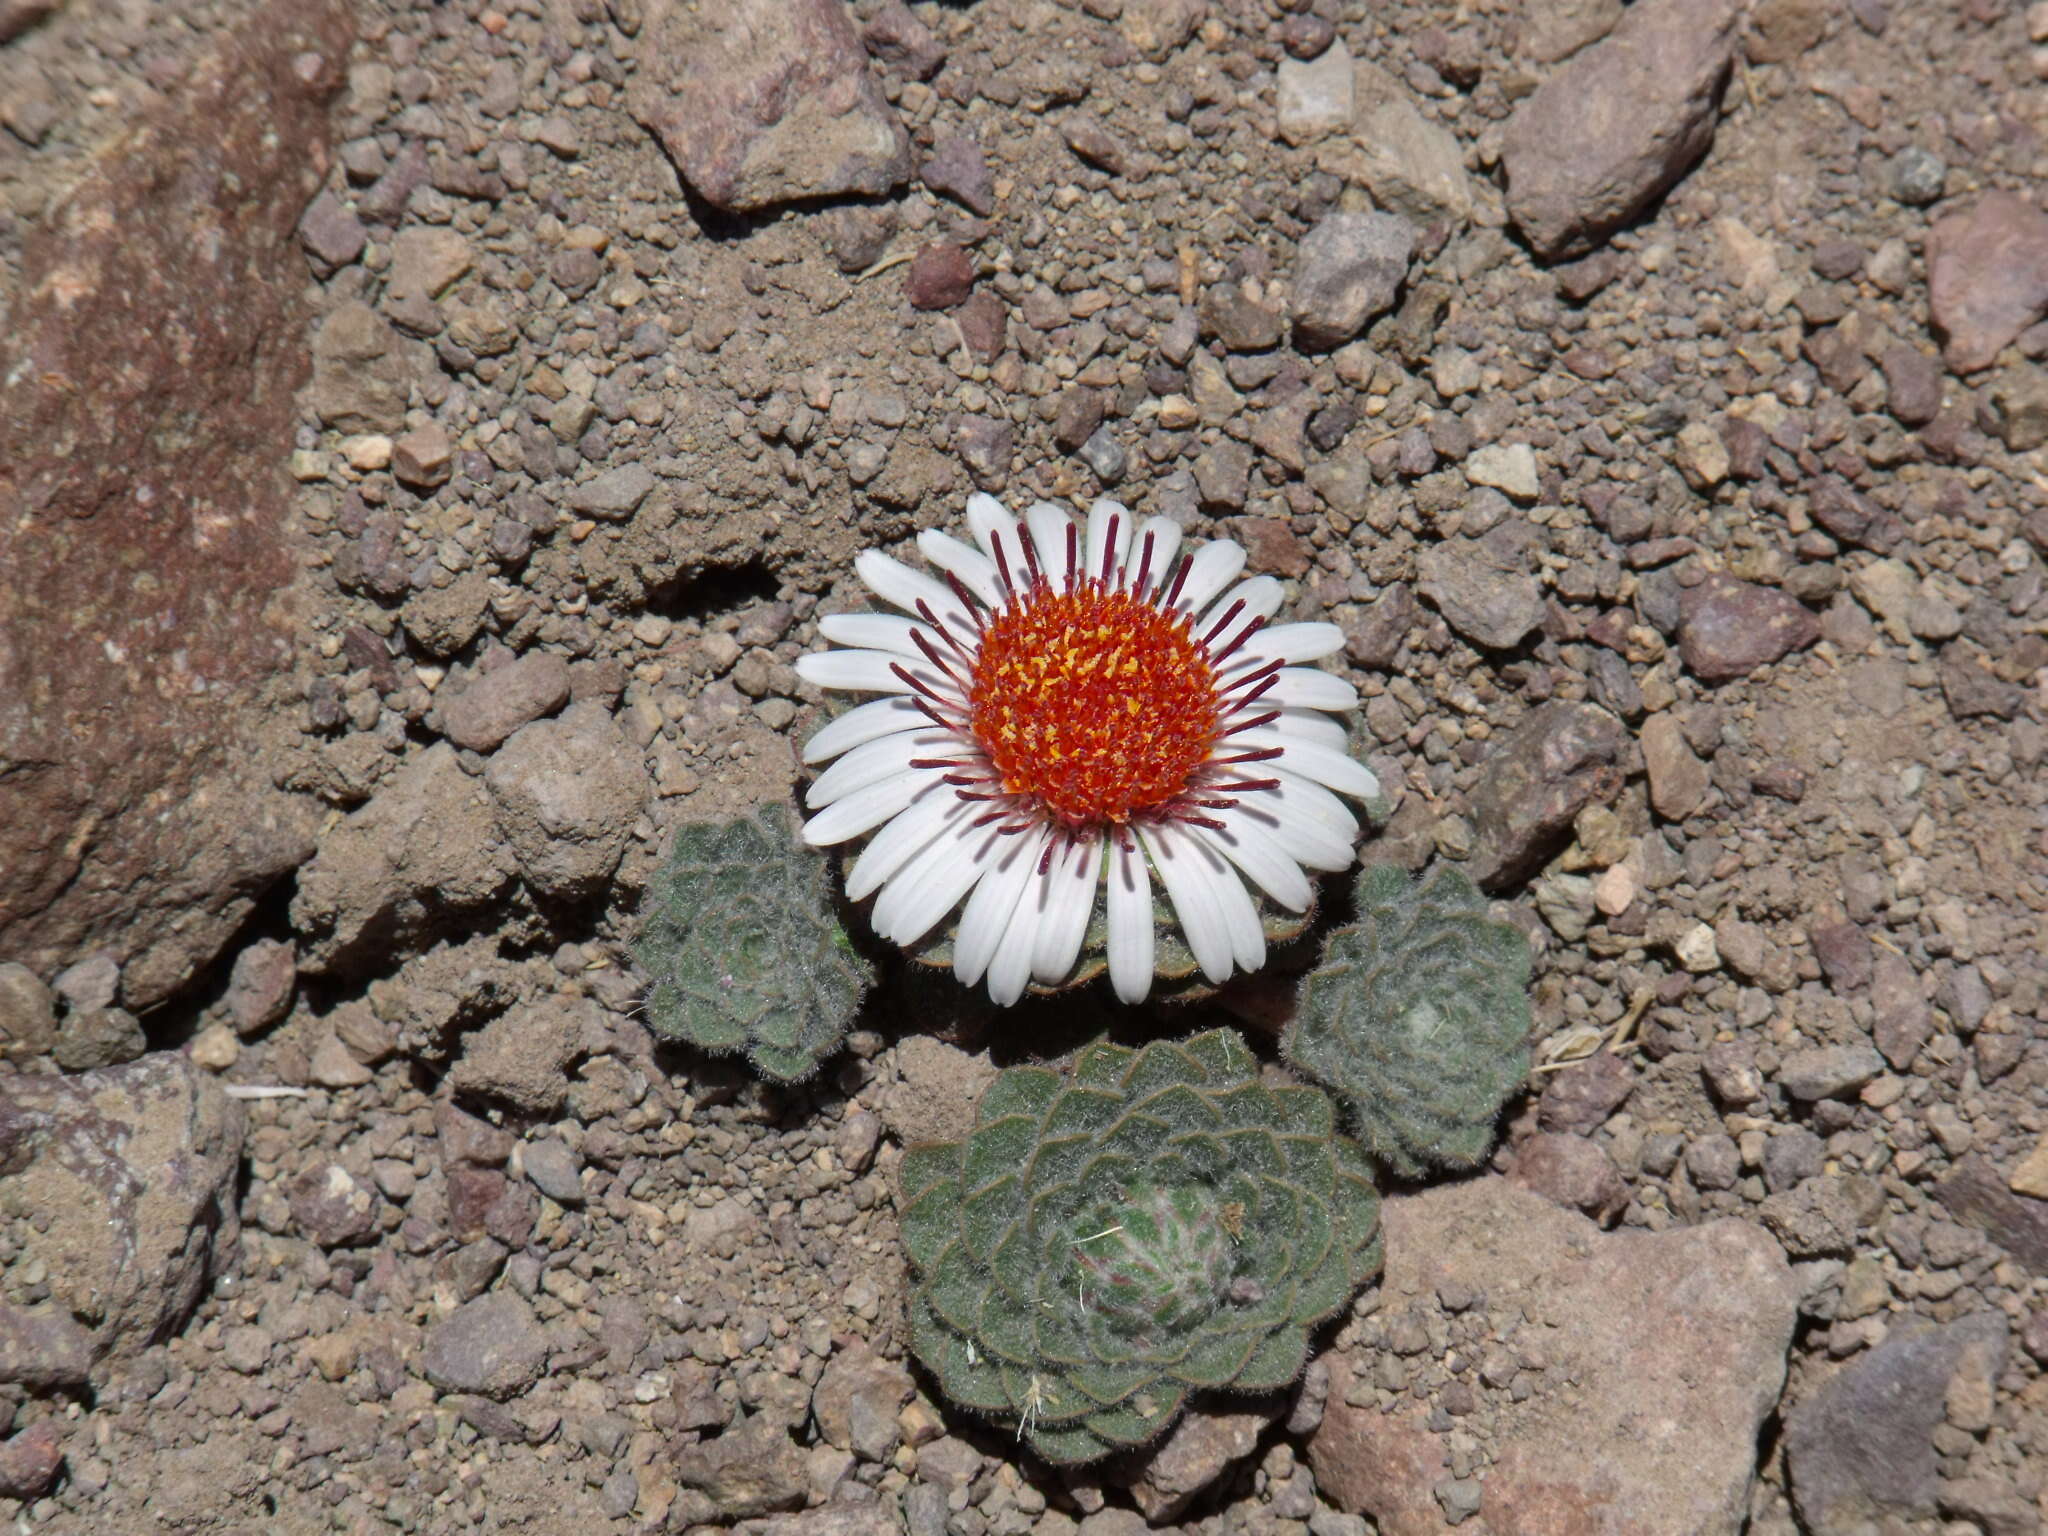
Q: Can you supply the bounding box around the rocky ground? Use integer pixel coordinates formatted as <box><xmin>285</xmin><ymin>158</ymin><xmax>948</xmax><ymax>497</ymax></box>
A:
<box><xmin>2</xmin><ymin>0</ymin><xmax>2046</xmax><ymax>1531</ymax></box>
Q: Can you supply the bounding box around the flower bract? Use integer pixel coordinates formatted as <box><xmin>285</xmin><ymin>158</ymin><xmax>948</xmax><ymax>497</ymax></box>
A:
<box><xmin>795</xmin><ymin>495</ymin><xmax>1380</xmax><ymax>1004</ymax></box>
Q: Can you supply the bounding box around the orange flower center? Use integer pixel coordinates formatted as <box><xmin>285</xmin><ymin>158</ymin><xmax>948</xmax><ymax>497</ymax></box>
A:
<box><xmin>968</xmin><ymin>586</ymin><xmax>1219</xmax><ymax>827</ymax></box>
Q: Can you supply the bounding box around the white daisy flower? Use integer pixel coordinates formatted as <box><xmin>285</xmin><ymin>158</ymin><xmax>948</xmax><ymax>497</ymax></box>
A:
<box><xmin>794</xmin><ymin>493</ymin><xmax>1380</xmax><ymax>1006</ymax></box>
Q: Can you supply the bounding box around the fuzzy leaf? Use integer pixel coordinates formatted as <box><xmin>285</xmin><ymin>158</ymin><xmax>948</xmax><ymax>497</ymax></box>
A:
<box><xmin>1284</xmin><ymin>862</ymin><xmax>1533</xmax><ymax>1180</ymax></box>
<box><xmin>633</xmin><ymin>806</ymin><xmax>871</xmax><ymax>1083</ymax></box>
<box><xmin>977</xmin><ymin>1066</ymin><xmax>1063</xmax><ymax>1127</ymax></box>
<box><xmin>900</xmin><ymin>1029</ymin><xmax>1382</xmax><ymax>1465</ymax></box>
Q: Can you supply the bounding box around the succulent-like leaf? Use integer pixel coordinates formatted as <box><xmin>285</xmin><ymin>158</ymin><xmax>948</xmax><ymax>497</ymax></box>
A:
<box><xmin>1283</xmin><ymin>863</ymin><xmax>1533</xmax><ymax>1181</ymax></box>
<box><xmin>633</xmin><ymin>806</ymin><xmax>872</xmax><ymax>1083</ymax></box>
<box><xmin>900</xmin><ymin>1029</ymin><xmax>1382</xmax><ymax>1465</ymax></box>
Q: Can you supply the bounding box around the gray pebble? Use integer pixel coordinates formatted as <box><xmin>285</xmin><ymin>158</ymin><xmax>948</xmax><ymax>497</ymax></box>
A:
<box><xmin>1887</xmin><ymin>146</ymin><xmax>1946</xmax><ymax>206</ymax></box>
<box><xmin>521</xmin><ymin>1138</ymin><xmax>585</xmax><ymax>1204</ymax></box>
<box><xmin>1686</xmin><ymin>1134</ymin><xmax>1741</xmax><ymax>1192</ymax></box>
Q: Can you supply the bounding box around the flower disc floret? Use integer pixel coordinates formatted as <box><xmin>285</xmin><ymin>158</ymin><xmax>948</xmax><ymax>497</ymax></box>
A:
<box><xmin>795</xmin><ymin>494</ymin><xmax>1384</xmax><ymax>1005</ymax></box>
<box><xmin>899</xmin><ymin>1029</ymin><xmax>1383</xmax><ymax>1465</ymax></box>
<box><xmin>971</xmin><ymin>587</ymin><xmax>1218</xmax><ymax>827</ymax></box>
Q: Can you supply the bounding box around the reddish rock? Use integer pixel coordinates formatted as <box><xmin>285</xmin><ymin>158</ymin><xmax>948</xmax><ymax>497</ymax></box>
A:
<box><xmin>1641</xmin><ymin>712</ymin><xmax>1710</xmax><ymax>820</ymax></box>
<box><xmin>1881</xmin><ymin>343</ymin><xmax>1944</xmax><ymax>426</ymax></box>
<box><xmin>1927</xmin><ymin>193</ymin><xmax>2048</xmax><ymax>374</ymax></box>
<box><xmin>1504</xmin><ymin>0</ymin><xmax>1743</xmax><ymax>260</ymax></box>
<box><xmin>1678</xmin><ymin>572</ymin><xmax>1821</xmax><ymax>684</ymax></box>
<box><xmin>1309</xmin><ymin>1400</ymin><xmax>1447</xmax><ymax>1535</ymax></box>
<box><xmin>952</xmin><ymin>290</ymin><xmax>1008</xmax><ymax>363</ymax></box>
<box><xmin>1809</xmin><ymin>920</ymin><xmax>1873</xmax><ymax>992</ymax></box>
<box><xmin>392</xmin><ymin>422</ymin><xmax>454</xmax><ymax>489</ymax></box>
<box><xmin>904</xmin><ymin>241</ymin><xmax>974</xmax><ymax>311</ymax></box>
<box><xmin>1510</xmin><ymin>1131</ymin><xmax>1629</xmax><ymax>1223</ymax></box>
<box><xmin>1316</xmin><ymin>1179</ymin><xmax>1799</xmax><ymax>1536</ymax></box>
<box><xmin>1124</xmin><ymin>1404</ymin><xmax>1279</xmax><ymax>1522</ymax></box>
<box><xmin>1535</xmin><ymin>1051</ymin><xmax>1636</xmax><ymax>1135</ymax></box>
<box><xmin>447</xmin><ymin>1165</ymin><xmax>510</xmax><ymax>1243</ymax></box>
<box><xmin>0</xmin><ymin>0</ymin><xmax>51</xmax><ymax>32</ymax></box>
<box><xmin>0</xmin><ymin>3</ymin><xmax>347</xmax><ymax>1004</ymax></box>
<box><xmin>921</xmin><ymin>133</ymin><xmax>995</xmax><ymax>216</ymax></box>
<box><xmin>0</xmin><ymin>1055</ymin><xmax>243</xmax><ymax>1378</ymax></box>
<box><xmin>1808</xmin><ymin>474</ymin><xmax>1904</xmax><ymax>553</ymax></box>
<box><xmin>628</xmin><ymin>0</ymin><xmax>911</xmax><ymax>213</ymax></box>
<box><xmin>860</xmin><ymin>0</ymin><xmax>946</xmax><ymax>79</ymax></box>
<box><xmin>1236</xmin><ymin>517</ymin><xmax>1311</xmax><ymax>579</ymax></box>
<box><xmin>1871</xmin><ymin>947</ymin><xmax>1931</xmax><ymax>1069</ymax></box>
<box><xmin>438</xmin><ymin>653</ymin><xmax>573</xmax><ymax>754</ymax></box>
<box><xmin>289</xmin><ymin>1162</ymin><xmax>380</xmax><ymax>1249</ymax></box>
<box><xmin>1467</xmin><ymin>701</ymin><xmax>1626</xmax><ymax>891</ymax></box>
<box><xmin>224</xmin><ymin>938</ymin><xmax>297</xmax><ymax>1037</ymax></box>
<box><xmin>437</xmin><ymin>1099</ymin><xmax>516</xmax><ymax>1168</ymax></box>
<box><xmin>1052</xmin><ymin>387</ymin><xmax>1107</xmax><ymax>453</ymax></box>
<box><xmin>297</xmin><ymin>189</ymin><xmax>367</xmax><ymax>272</ymax></box>
<box><xmin>810</xmin><ymin>1343</ymin><xmax>916</xmax><ymax>1462</ymax></box>
<box><xmin>0</xmin><ymin>1422</ymin><xmax>63</xmax><ymax>1501</ymax></box>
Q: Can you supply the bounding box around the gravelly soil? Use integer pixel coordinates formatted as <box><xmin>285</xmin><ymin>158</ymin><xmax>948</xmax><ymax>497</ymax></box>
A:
<box><xmin>2</xmin><ymin>0</ymin><xmax>2046</xmax><ymax>1532</ymax></box>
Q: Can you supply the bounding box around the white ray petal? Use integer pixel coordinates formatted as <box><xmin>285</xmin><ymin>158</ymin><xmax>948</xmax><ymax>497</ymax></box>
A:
<box><xmin>796</xmin><ymin>649</ymin><xmax>944</xmax><ymax>696</ymax></box>
<box><xmin>1247</xmin><ymin>770</ymin><xmax>1362</xmax><ymax>869</ymax></box>
<box><xmin>1137</xmin><ymin>823</ymin><xmax>1233</xmax><ymax>985</ymax></box>
<box><xmin>1189</xmin><ymin>816</ymin><xmax>1313</xmax><ymax>913</ymax></box>
<box><xmin>916</xmin><ymin>530</ymin><xmax>1004</xmax><ymax>609</ymax></box>
<box><xmin>1105</xmin><ymin>836</ymin><xmax>1155</xmax><ymax>1004</ymax></box>
<box><xmin>1262</xmin><ymin>667</ymin><xmax>1358</xmax><ymax>712</ymax></box>
<box><xmin>872</xmin><ymin>814</ymin><xmax>998</xmax><ymax>947</ymax></box>
<box><xmin>1196</xmin><ymin>575</ymin><xmax>1284</xmax><ymax>642</ymax></box>
<box><xmin>1023</xmin><ymin>502</ymin><xmax>1077</xmax><ymax>592</ymax></box>
<box><xmin>1031</xmin><ymin>835</ymin><xmax>1102</xmax><ymax>985</ymax></box>
<box><xmin>855</xmin><ymin>549</ymin><xmax>975</xmax><ymax>634</ymax></box>
<box><xmin>986</xmin><ymin>857</ymin><xmax>1050</xmax><ymax>1006</ymax></box>
<box><xmin>803</xmin><ymin>697</ymin><xmax>930</xmax><ymax>764</ymax></box>
<box><xmin>844</xmin><ymin>782</ymin><xmax>967</xmax><ymax>900</ymax></box>
<box><xmin>801</xmin><ymin>771</ymin><xmax>932</xmax><ymax>847</ymax></box>
<box><xmin>1084</xmin><ymin>499</ymin><xmax>1134</xmax><ymax>587</ymax></box>
<box><xmin>953</xmin><ymin>825</ymin><xmax>1051</xmax><ymax>988</ymax></box>
<box><xmin>1224</xmin><ymin>706</ymin><xmax>1351</xmax><ymax>753</ymax></box>
<box><xmin>1124</xmin><ymin>516</ymin><xmax>1183</xmax><ymax>595</ymax></box>
<box><xmin>1250</xmin><ymin>764</ymin><xmax>1362</xmax><ymax>839</ymax></box>
<box><xmin>804</xmin><ymin>727</ymin><xmax>954</xmax><ymax>810</ymax></box>
<box><xmin>818</xmin><ymin>612</ymin><xmax>925</xmax><ymax>658</ymax></box>
<box><xmin>1233</xmin><ymin>729</ymin><xmax>1381</xmax><ymax>800</ymax></box>
<box><xmin>1227</xmin><ymin>621</ymin><xmax>1346</xmax><ymax>667</ymax></box>
<box><xmin>1169</xmin><ymin>540</ymin><xmax>1247</xmax><ymax>618</ymax></box>
<box><xmin>1208</xmin><ymin>851</ymin><xmax>1266</xmax><ymax>971</ymax></box>
<box><xmin>966</xmin><ymin>493</ymin><xmax>1024</xmax><ymax>571</ymax></box>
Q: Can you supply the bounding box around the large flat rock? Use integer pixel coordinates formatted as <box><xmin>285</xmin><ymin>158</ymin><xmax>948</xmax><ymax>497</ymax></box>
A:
<box><xmin>0</xmin><ymin>1</ymin><xmax>348</xmax><ymax>1003</ymax></box>
<box><xmin>1310</xmin><ymin>1178</ymin><xmax>1799</xmax><ymax>1535</ymax></box>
